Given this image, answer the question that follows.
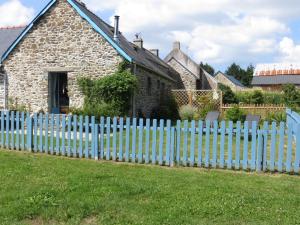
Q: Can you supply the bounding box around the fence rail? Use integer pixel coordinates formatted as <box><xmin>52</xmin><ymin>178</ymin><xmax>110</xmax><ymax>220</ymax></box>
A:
<box><xmin>1</xmin><ymin>110</ymin><xmax>300</xmax><ymax>174</ymax></box>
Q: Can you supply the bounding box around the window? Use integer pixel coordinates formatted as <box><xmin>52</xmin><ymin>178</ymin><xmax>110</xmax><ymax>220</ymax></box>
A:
<box><xmin>147</xmin><ymin>77</ymin><xmax>152</xmax><ymax>95</ymax></box>
<box><xmin>157</xmin><ymin>80</ymin><xmax>160</xmax><ymax>89</ymax></box>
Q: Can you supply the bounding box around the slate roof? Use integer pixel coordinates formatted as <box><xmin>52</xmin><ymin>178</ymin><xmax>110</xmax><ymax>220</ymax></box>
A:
<box><xmin>0</xmin><ymin>0</ymin><xmax>176</xmax><ymax>81</ymax></box>
<box><xmin>252</xmin><ymin>75</ymin><xmax>300</xmax><ymax>86</ymax></box>
<box><xmin>215</xmin><ymin>71</ymin><xmax>245</xmax><ymax>88</ymax></box>
<box><xmin>0</xmin><ymin>27</ymin><xmax>24</xmax><ymax>60</ymax></box>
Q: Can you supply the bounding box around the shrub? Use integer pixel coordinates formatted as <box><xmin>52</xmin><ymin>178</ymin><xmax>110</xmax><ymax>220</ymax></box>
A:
<box><xmin>250</xmin><ymin>90</ymin><xmax>264</xmax><ymax>104</ymax></box>
<box><xmin>179</xmin><ymin>105</ymin><xmax>197</xmax><ymax>121</ymax></box>
<box><xmin>225</xmin><ymin>106</ymin><xmax>245</xmax><ymax>122</ymax></box>
<box><xmin>283</xmin><ymin>84</ymin><xmax>300</xmax><ymax>107</ymax></box>
<box><xmin>265</xmin><ymin>112</ymin><xmax>286</xmax><ymax>123</ymax></box>
<box><xmin>151</xmin><ymin>95</ymin><xmax>179</xmax><ymax>121</ymax></box>
<box><xmin>218</xmin><ymin>84</ymin><xmax>238</xmax><ymax>104</ymax></box>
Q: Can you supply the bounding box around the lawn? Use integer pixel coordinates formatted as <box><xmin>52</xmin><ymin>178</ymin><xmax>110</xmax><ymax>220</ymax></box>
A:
<box><xmin>0</xmin><ymin>150</ymin><xmax>299</xmax><ymax>225</ymax></box>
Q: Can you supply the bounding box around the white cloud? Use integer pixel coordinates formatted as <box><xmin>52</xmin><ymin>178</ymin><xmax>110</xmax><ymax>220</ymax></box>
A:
<box><xmin>0</xmin><ymin>0</ymin><xmax>34</xmax><ymax>27</ymax></box>
<box><xmin>279</xmin><ymin>37</ymin><xmax>300</xmax><ymax>62</ymax></box>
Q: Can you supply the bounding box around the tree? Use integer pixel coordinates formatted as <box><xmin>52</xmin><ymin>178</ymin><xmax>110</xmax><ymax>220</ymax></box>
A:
<box><xmin>225</xmin><ymin>63</ymin><xmax>242</xmax><ymax>81</ymax></box>
<box><xmin>218</xmin><ymin>84</ymin><xmax>238</xmax><ymax>104</ymax></box>
<box><xmin>283</xmin><ymin>84</ymin><xmax>300</xmax><ymax>107</ymax></box>
<box><xmin>225</xmin><ymin>63</ymin><xmax>254</xmax><ymax>87</ymax></box>
<box><xmin>200</xmin><ymin>62</ymin><xmax>215</xmax><ymax>75</ymax></box>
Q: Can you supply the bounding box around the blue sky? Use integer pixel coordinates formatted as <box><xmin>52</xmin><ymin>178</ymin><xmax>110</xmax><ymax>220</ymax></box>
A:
<box><xmin>0</xmin><ymin>0</ymin><xmax>300</xmax><ymax>71</ymax></box>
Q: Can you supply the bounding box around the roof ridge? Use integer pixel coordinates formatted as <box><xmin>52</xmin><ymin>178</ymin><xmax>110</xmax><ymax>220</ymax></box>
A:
<box><xmin>0</xmin><ymin>25</ymin><xmax>26</xmax><ymax>30</ymax></box>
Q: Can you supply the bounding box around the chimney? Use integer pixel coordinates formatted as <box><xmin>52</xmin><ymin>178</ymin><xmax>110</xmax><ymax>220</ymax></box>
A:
<box><xmin>173</xmin><ymin>41</ymin><xmax>180</xmax><ymax>50</ymax></box>
<box><xmin>113</xmin><ymin>15</ymin><xmax>120</xmax><ymax>43</ymax></box>
<box><xmin>76</xmin><ymin>0</ymin><xmax>86</xmax><ymax>7</ymax></box>
<box><xmin>133</xmin><ymin>34</ymin><xmax>143</xmax><ymax>49</ymax></box>
<box><xmin>149</xmin><ymin>49</ymin><xmax>159</xmax><ymax>57</ymax></box>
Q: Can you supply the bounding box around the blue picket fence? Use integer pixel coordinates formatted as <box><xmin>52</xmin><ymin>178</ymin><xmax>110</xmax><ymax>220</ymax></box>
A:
<box><xmin>1</xmin><ymin>110</ymin><xmax>300</xmax><ymax>174</ymax></box>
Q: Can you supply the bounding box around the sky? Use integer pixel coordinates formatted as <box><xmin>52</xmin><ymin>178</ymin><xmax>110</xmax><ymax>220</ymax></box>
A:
<box><xmin>0</xmin><ymin>0</ymin><xmax>300</xmax><ymax>71</ymax></box>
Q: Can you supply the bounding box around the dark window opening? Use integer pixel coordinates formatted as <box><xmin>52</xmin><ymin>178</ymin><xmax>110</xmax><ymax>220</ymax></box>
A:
<box><xmin>147</xmin><ymin>77</ymin><xmax>152</xmax><ymax>95</ymax></box>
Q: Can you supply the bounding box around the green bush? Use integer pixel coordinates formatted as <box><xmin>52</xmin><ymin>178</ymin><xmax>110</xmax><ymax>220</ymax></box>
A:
<box><xmin>218</xmin><ymin>84</ymin><xmax>238</xmax><ymax>104</ymax></box>
<box><xmin>283</xmin><ymin>84</ymin><xmax>300</xmax><ymax>107</ymax></box>
<box><xmin>265</xmin><ymin>112</ymin><xmax>286</xmax><ymax>123</ymax></box>
<box><xmin>77</xmin><ymin>62</ymin><xmax>138</xmax><ymax>117</ymax></box>
<box><xmin>225</xmin><ymin>106</ymin><xmax>245</xmax><ymax>122</ymax></box>
<box><xmin>250</xmin><ymin>90</ymin><xmax>264</xmax><ymax>104</ymax></box>
<box><xmin>179</xmin><ymin>105</ymin><xmax>196</xmax><ymax>121</ymax></box>
<box><xmin>151</xmin><ymin>95</ymin><xmax>179</xmax><ymax>121</ymax></box>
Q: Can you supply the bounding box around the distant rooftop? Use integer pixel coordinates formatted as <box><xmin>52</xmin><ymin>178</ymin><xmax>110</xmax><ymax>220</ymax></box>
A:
<box><xmin>254</xmin><ymin>63</ymin><xmax>300</xmax><ymax>76</ymax></box>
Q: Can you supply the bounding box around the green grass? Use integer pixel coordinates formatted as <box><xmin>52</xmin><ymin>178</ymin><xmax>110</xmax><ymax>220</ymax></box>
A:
<box><xmin>0</xmin><ymin>150</ymin><xmax>299</xmax><ymax>225</ymax></box>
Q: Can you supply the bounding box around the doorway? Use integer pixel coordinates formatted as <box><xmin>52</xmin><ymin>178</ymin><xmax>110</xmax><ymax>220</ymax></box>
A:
<box><xmin>48</xmin><ymin>72</ymin><xmax>69</xmax><ymax>114</ymax></box>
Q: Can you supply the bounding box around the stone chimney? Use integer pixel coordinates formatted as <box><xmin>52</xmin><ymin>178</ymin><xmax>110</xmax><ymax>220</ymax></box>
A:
<box><xmin>76</xmin><ymin>0</ymin><xmax>86</xmax><ymax>7</ymax></box>
<box><xmin>149</xmin><ymin>49</ymin><xmax>159</xmax><ymax>57</ymax></box>
<box><xmin>133</xmin><ymin>34</ymin><xmax>143</xmax><ymax>49</ymax></box>
<box><xmin>113</xmin><ymin>15</ymin><xmax>120</xmax><ymax>43</ymax></box>
<box><xmin>173</xmin><ymin>41</ymin><xmax>181</xmax><ymax>50</ymax></box>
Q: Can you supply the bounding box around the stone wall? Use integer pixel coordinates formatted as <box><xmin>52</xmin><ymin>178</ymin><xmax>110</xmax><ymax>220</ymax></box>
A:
<box><xmin>134</xmin><ymin>66</ymin><xmax>174</xmax><ymax>118</ymax></box>
<box><xmin>215</xmin><ymin>73</ymin><xmax>245</xmax><ymax>92</ymax></box>
<box><xmin>2</xmin><ymin>0</ymin><xmax>123</xmax><ymax>112</ymax></box>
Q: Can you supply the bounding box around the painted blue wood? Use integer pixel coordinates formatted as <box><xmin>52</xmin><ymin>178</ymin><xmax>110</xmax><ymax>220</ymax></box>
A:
<box><xmin>166</xmin><ymin>120</ymin><xmax>171</xmax><ymax>166</ymax></box>
<box><xmin>250</xmin><ymin>122</ymin><xmax>257</xmax><ymax>171</ymax></box>
<box><xmin>56</xmin><ymin>114</ymin><xmax>60</xmax><ymax>155</ymax></box>
<box><xmin>205</xmin><ymin>120</ymin><xmax>211</xmax><ymax>168</ymax></box>
<box><xmin>38</xmin><ymin>113</ymin><xmax>43</xmax><ymax>153</ymax></box>
<box><xmin>228</xmin><ymin>121</ymin><xmax>233</xmax><ymax>169</ymax></box>
<box><xmin>176</xmin><ymin>120</ymin><xmax>181</xmax><ymax>164</ymax></box>
<box><xmin>183</xmin><ymin>120</ymin><xmax>188</xmax><ymax>166</ymax></box>
<box><xmin>16</xmin><ymin>112</ymin><xmax>20</xmax><ymax>150</ymax></box>
<box><xmin>286</xmin><ymin>124</ymin><xmax>293</xmax><ymax>173</ymax></box>
<box><xmin>91</xmin><ymin>116</ymin><xmax>95</xmax><ymax>159</ymax></box>
<box><xmin>85</xmin><ymin>116</ymin><xmax>89</xmax><ymax>159</ymax></box>
<box><xmin>106</xmin><ymin>117</ymin><xmax>111</xmax><ymax>160</ymax></box>
<box><xmin>138</xmin><ymin>118</ymin><xmax>144</xmax><ymax>164</ymax></box>
<box><xmin>170</xmin><ymin>127</ymin><xmax>175</xmax><ymax>167</ymax></box>
<box><xmin>61</xmin><ymin>115</ymin><xmax>66</xmax><ymax>156</ymax></box>
<box><xmin>67</xmin><ymin>115</ymin><xmax>72</xmax><ymax>157</ymax></box>
<box><xmin>125</xmin><ymin>118</ymin><xmax>130</xmax><ymax>162</ymax></box>
<box><xmin>151</xmin><ymin>119</ymin><xmax>157</xmax><ymax>165</ymax></box>
<box><xmin>220</xmin><ymin>121</ymin><xmax>226</xmax><ymax>169</ymax></box>
<box><xmin>197</xmin><ymin>121</ymin><xmax>203</xmax><ymax>167</ymax></box>
<box><xmin>145</xmin><ymin>119</ymin><xmax>150</xmax><ymax>164</ymax></box>
<box><xmin>33</xmin><ymin>113</ymin><xmax>38</xmax><ymax>152</ymax></box>
<box><xmin>262</xmin><ymin>122</ymin><xmax>269</xmax><ymax>171</ymax></box>
<box><xmin>10</xmin><ymin>112</ymin><xmax>15</xmax><ymax>149</ymax></box>
<box><xmin>270</xmin><ymin>122</ymin><xmax>277</xmax><ymax>171</ymax></box>
<box><xmin>100</xmin><ymin>117</ymin><xmax>105</xmax><ymax>160</ymax></box>
<box><xmin>190</xmin><ymin>120</ymin><xmax>195</xmax><ymax>167</ymax></box>
<box><xmin>72</xmin><ymin>115</ymin><xmax>77</xmax><ymax>157</ymax></box>
<box><xmin>26</xmin><ymin>113</ymin><xmax>32</xmax><ymax>151</ymax></box>
<box><xmin>21</xmin><ymin>112</ymin><xmax>25</xmax><ymax>150</ymax></box>
<box><xmin>1</xmin><ymin>111</ymin><xmax>4</xmax><ymax>148</ymax></box>
<box><xmin>94</xmin><ymin>123</ymin><xmax>99</xmax><ymax>160</ymax></box>
<box><xmin>112</xmin><ymin>117</ymin><xmax>118</xmax><ymax>161</ymax></box>
<box><xmin>235</xmin><ymin>121</ymin><xmax>241</xmax><ymax>170</ymax></box>
<box><xmin>256</xmin><ymin>130</ymin><xmax>263</xmax><ymax>172</ymax></box>
<box><xmin>212</xmin><ymin>121</ymin><xmax>218</xmax><ymax>168</ymax></box>
<box><xmin>119</xmin><ymin>118</ymin><xmax>124</xmax><ymax>161</ymax></box>
<box><xmin>79</xmin><ymin>116</ymin><xmax>83</xmax><ymax>158</ymax></box>
<box><xmin>5</xmin><ymin>112</ymin><xmax>9</xmax><ymax>148</ymax></box>
<box><xmin>294</xmin><ymin>124</ymin><xmax>300</xmax><ymax>174</ymax></box>
<box><xmin>50</xmin><ymin>114</ymin><xmax>54</xmax><ymax>155</ymax></box>
<box><xmin>243</xmin><ymin>122</ymin><xmax>249</xmax><ymax>170</ymax></box>
<box><xmin>132</xmin><ymin>118</ymin><xmax>137</xmax><ymax>162</ymax></box>
<box><xmin>159</xmin><ymin>119</ymin><xmax>164</xmax><ymax>166</ymax></box>
<box><xmin>278</xmin><ymin>122</ymin><xmax>285</xmax><ymax>172</ymax></box>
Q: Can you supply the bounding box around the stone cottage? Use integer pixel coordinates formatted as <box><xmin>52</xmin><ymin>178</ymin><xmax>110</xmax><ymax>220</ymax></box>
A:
<box><xmin>164</xmin><ymin>42</ymin><xmax>218</xmax><ymax>90</ymax></box>
<box><xmin>214</xmin><ymin>71</ymin><xmax>246</xmax><ymax>92</ymax></box>
<box><xmin>0</xmin><ymin>0</ymin><xmax>180</xmax><ymax>117</ymax></box>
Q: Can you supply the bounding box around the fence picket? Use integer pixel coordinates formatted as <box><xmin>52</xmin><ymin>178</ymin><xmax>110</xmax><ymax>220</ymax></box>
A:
<box><xmin>85</xmin><ymin>116</ymin><xmax>90</xmax><ymax>159</ymax></box>
<box><xmin>33</xmin><ymin>113</ymin><xmax>37</xmax><ymax>152</ymax></box>
<box><xmin>100</xmin><ymin>117</ymin><xmax>105</xmax><ymax>160</ymax></box>
<box><xmin>250</xmin><ymin>122</ymin><xmax>257</xmax><ymax>171</ymax></box>
<box><xmin>159</xmin><ymin>119</ymin><xmax>164</xmax><ymax>166</ymax></box>
<box><xmin>183</xmin><ymin>120</ymin><xmax>188</xmax><ymax>166</ymax></box>
<box><xmin>176</xmin><ymin>120</ymin><xmax>181</xmax><ymax>164</ymax></box>
<box><xmin>132</xmin><ymin>118</ymin><xmax>137</xmax><ymax>162</ymax></box>
<box><xmin>270</xmin><ymin>122</ymin><xmax>277</xmax><ymax>171</ymax></box>
<box><xmin>212</xmin><ymin>121</ymin><xmax>218</xmax><ymax>168</ymax></box>
<box><xmin>106</xmin><ymin>117</ymin><xmax>111</xmax><ymax>161</ymax></box>
<box><xmin>151</xmin><ymin>119</ymin><xmax>157</xmax><ymax>165</ymax></box>
<box><xmin>38</xmin><ymin>113</ymin><xmax>42</xmax><ymax>153</ymax></box>
<box><xmin>294</xmin><ymin>124</ymin><xmax>300</xmax><ymax>173</ymax></box>
<box><xmin>72</xmin><ymin>115</ymin><xmax>77</xmax><ymax>157</ymax></box>
<box><xmin>166</xmin><ymin>120</ymin><xmax>171</xmax><ymax>166</ymax></box>
<box><xmin>257</xmin><ymin>130</ymin><xmax>263</xmax><ymax>172</ymax></box>
<box><xmin>228</xmin><ymin>121</ymin><xmax>233</xmax><ymax>169</ymax></box>
<box><xmin>5</xmin><ymin>112</ymin><xmax>9</xmax><ymax>148</ymax></box>
<box><xmin>235</xmin><ymin>121</ymin><xmax>241</xmax><ymax>170</ymax></box>
<box><xmin>0</xmin><ymin>112</ymin><xmax>4</xmax><ymax>148</ymax></box>
<box><xmin>119</xmin><ymin>118</ymin><xmax>124</xmax><ymax>161</ymax></box>
<box><xmin>67</xmin><ymin>115</ymin><xmax>71</xmax><ymax>157</ymax></box>
<box><xmin>145</xmin><ymin>119</ymin><xmax>150</xmax><ymax>164</ymax></box>
<box><xmin>286</xmin><ymin>124</ymin><xmax>293</xmax><ymax>173</ymax></box>
<box><xmin>125</xmin><ymin>118</ymin><xmax>130</xmax><ymax>162</ymax></box>
<box><xmin>138</xmin><ymin>118</ymin><xmax>144</xmax><ymax>164</ymax></box>
<box><xmin>243</xmin><ymin>122</ymin><xmax>249</xmax><ymax>170</ymax></box>
<box><xmin>21</xmin><ymin>112</ymin><xmax>25</xmax><ymax>151</ymax></box>
<box><xmin>16</xmin><ymin>112</ymin><xmax>20</xmax><ymax>151</ymax></box>
<box><xmin>197</xmin><ymin>121</ymin><xmax>203</xmax><ymax>167</ymax></box>
<box><xmin>262</xmin><ymin>122</ymin><xmax>269</xmax><ymax>171</ymax></box>
<box><xmin>220</xmin><ymin>121</ymin><xmax>226</xmax><ymax>169</ymax></box>
<box><xmin>205</xmin><ymin>121</ymin><xmax>211</xmax><ymax>168</ymax></box>
<box><xmin>56</xmin><ymin>114</ymin><xmax>60</xmax><ymax>155</ymax></box>
<box><xmin>278</xmin><ymin>122</ymin><xmax>285</xmax><ymax>172</ymax></box>
<box><xmin>170</xmin><ymin>127</ymin><xmax>175</xmax><ymax>167</ymax></box>
<box><xmin>61</xmin><ymin>115</ymin><xmax>66</xmax><ymax>156</ymax></box>
<box><xmin>11</xmin><ymin>111</ymin><xmax>15</xmax><ymax>150</ymax></box>
<box><xmin>26</xmin><ymin>113</ymin><xmax>32</xmax><ymax>151</ymax></box>
<box><xmin>94</xmin><ymin>123</ymin><xmax>98</xmax><ymax>160</ymax></box>
<box><xmin>79</xmin><ymin>116</ymin><xmax>83</xmax><ymax>158</ymax></box>
<box><xmin>113</xmin><ymin>117</ymin><xmax>118</xmax><ymax>161</ymax></box>
<box><xmin>190</xmin><ymin>120</ymin><xmax>195</xmax><ymax>167</ymax></box>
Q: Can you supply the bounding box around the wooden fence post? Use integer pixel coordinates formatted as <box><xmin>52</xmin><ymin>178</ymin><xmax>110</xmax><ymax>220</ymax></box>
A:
<box><xmin>26</xmin><ymin>112</ymin><xmax>33</xmax><ymax>152</ymax></box>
